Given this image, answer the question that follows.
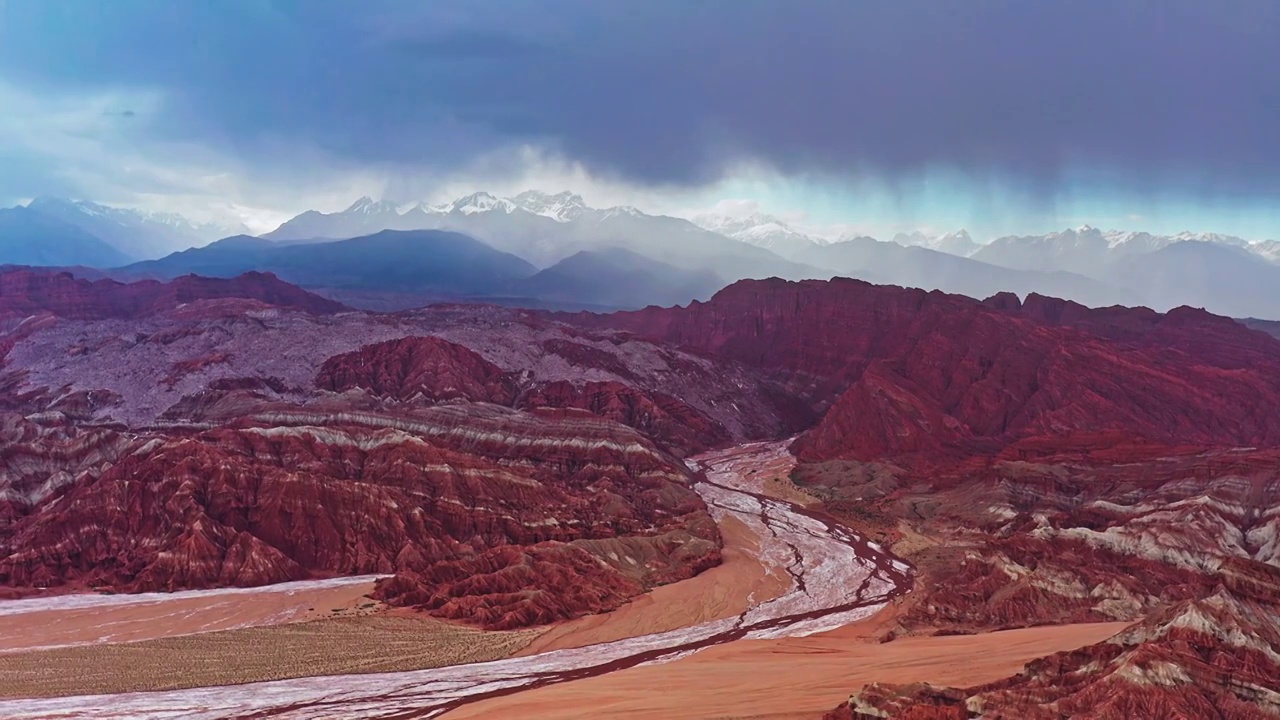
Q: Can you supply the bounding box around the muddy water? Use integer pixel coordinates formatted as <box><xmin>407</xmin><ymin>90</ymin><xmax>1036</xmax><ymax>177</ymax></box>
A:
<box><xmin>0</xmin><ymin>441</ymin><xmax>912</xmax><ymax>720</ymax></box>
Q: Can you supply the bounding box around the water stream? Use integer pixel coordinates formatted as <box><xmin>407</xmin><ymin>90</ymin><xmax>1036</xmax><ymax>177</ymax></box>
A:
<box><xmin>0</xmin><ymin>441</ymin><xmax>912</xmax><ymax>720</ymax></box>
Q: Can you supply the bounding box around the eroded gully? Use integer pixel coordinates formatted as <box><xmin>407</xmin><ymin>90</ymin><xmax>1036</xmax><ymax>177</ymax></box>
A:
<box><xmin>0</xmin><ymin>441</ymin><xmax>913</xmax><ymax>720</ymax></box>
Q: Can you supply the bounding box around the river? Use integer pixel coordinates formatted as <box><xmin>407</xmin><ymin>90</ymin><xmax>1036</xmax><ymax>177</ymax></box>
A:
<box><xmin>0</xmin><ymin>441</ymin><xmax>912</xmax><ymax>720</ymax></box>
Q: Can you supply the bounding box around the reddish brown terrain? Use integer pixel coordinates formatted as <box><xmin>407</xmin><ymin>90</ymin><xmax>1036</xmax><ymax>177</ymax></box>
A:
<box><xmin>4</xmin><ymin>270</ymin><xmax>1280</xmax><ymax>718</ymax></box>
<box><xmin>0</xmin><ymin>269</ymin><xmax>803</xmax><ymax>631</ymax></box>
<box><xmin>0</xmin><ymin>268</ymin><xmax>345</xmax><ymax>321</ymax></box>
<box><xmin>575</xmin><ymin>277</ymin><xmax>1280</xmax><ymax>718</ymax></box>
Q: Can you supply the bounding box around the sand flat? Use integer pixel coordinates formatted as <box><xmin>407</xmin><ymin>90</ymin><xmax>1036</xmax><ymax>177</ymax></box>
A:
<box><xmin>445</xmin><ymin>617</ymin><xmax>1132</xmax><ymax>720</ymax></box>
<box><xmin>0</xmin><ymin>615</ymin><xmax>542</xmax><ymax>698</ymax></box>
<box><xmin>0</xmin><ymin>576</ymin><xmax>383</xmax><ymax>653</ymax></box>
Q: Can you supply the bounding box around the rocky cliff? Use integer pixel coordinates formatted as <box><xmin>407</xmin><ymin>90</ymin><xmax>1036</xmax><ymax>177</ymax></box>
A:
<box><xmin>575</xmin><ymin>277</ymin><xmax>1280</xmax><ymax>463</ymax></box>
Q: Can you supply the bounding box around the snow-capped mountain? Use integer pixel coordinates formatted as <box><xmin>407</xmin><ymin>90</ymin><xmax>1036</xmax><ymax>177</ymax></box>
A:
<box><xmin>891</xmin><ymin>230</ymin><xmax>980</xmax><ymax>257</ymax></box>
<box><xmin>259</xmin><ymin>192</ymin><xmax>1280</xmax><ymax>319</ymax></box>
<box><xmin>266</xmin><ymin>191</ymin><xmax>822</xmax><ymax>281</ymax></box>
<box><xmin>0</xmin><ymin>205</ymin><xmax>133</xmax><ymax>268</ymax></box>
<box><xmin>344</xmin><ymin>196</ymin><xmax>404</xmax><ymax>216</ymax></box>
<box><xmin>261</xmin><ymin>196</ymin><xmax>413</xmax><ymax>242</ymax></box>
<box><xmin>961</xmin><ymin>225</ymin><xmax>1280</xmax><ymax>318</ymax></box>
<box><xmin>1250</xmin><ymin>240</ymin><xmax>1280</xmax><ymax>264</ymax></box>
<box><xmin>510</xmin><ymin>191</ymin><xmax>587</xmax><ymax>222</ymax></box>
<box><xmin>971</xmin><ymin>226</ymin><xmax>1271</xmax><ymax>279</ymax></box>
<box><xmin>23</xmin><ymin>197</ymin><xmax>251</xmax><ymax>260</ymax></box>
<box><xmin>1170</xmin><ymin>231</ymin><xmax>1252</xmax><ymax>248</ymax></box>
<box><xmin>690</xmin><ymin>212</ymin><xmax>823</xmax><ymax>259</ymax></box>
<box><xmin>790</xmin><ymin>232</ymin><xmax>1134</xmax><ymax>309</ymax></box>
<box><xmin>442</xmin><ymin>191</ymin><xmax>519</xmax><ymax>216</ymax></box>
<box><xmin>970</xmin><ymin>225</ymin><xmax>1180</xmax><ymax>277</ymax></box>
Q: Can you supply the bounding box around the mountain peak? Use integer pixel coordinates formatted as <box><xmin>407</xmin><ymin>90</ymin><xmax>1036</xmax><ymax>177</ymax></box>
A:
<box><xmin>601</xmin><ymin>205</ymin><xmax>644</xmax><ymax>220</ymax></box>
<box><xmin>888</xmin><ymin>229</ymin><xmax>978</xmax><ymax>256</ymax></box>
<box><xmin>14</xmin><ymin>196</ymin><xmax>251</xmax><ymax>261</ymax></box>
<box><xmin>510</xmin><ymin>190</ymin><xmax>587</xmax><ymax>222</ymax></box>
<box><xmin>513</xmin><ymin>189</ymin><xmax>584</xmax><ymax>204</ymax></box>
<box><xmin>446</xmin><ymin>191</ymin><xmax>516</xmax><ymax>216</ymax></box>
<box><xmin>343</xmin><ymin>196</ymin><xmax>401</xmax><ymax>215</ymax></box>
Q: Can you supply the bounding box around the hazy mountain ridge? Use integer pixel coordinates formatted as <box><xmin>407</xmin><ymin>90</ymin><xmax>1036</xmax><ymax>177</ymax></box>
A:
<box><xmin>509</xmin><ymin>247</ymin><xmax>724</xmax><ymax>310</ymax></box>
<box><xmin>970</xmin><ymin>227</ymin><xmax>1280</xmax><ymax>318</ymax></box>
<box><xmin>0</xmin><ymin>206</ymin><xmax>134</xmax><ymax>268</ymax></box>
<box><xmin>266</xmin><ymin>190</ymin><xmax>828</xmax><ymax>284</ymax></box>
<box><xmin>7</xmin><ymin>188</ymin><xmax>1280</xmax><ymax>318</ymax></box>
<box><xmin>261</xmin><ymin>192</ymin><xmax>1280</xmax><ymax>318</ymax></box>
<box><xmin>126</xmin><ymin>229</ymin><xmax>537</xmax><ymax>296</ymax></box>
<box><xmin>23</xmin><ymin>197</ymin><xmax>250</xmax><ymax>260</ymax></box>
<box><xmin>690</xmin><ymin>211</ymin><xmax>825</xmax><ymax>259</ymax></box>
<box><xmin>123</xmin><ymin>230</ymin><xmax>722</xmax><ymax>312</ymax></box>
<box><xmin>892</xmin><ymin>229</ymin><xmax>980</xmax><ymax>257</ymax></box>
<box><xmin>793</xmin><ymin>234</ymin><xmax>1136</xmax><ymax>309</ymax></box>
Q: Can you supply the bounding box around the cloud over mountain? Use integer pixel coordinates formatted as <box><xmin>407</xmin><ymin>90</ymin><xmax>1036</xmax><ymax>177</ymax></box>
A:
<box><xmin>1</xmin><ymin>0</ymin><xmax>1277</xmax><ymax>203</ymax></box>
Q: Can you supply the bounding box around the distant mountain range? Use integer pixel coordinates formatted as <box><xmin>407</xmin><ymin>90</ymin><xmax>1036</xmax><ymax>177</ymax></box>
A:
<box><xmin>791</xmin><ymin>235</ymin><xmax>1136</xmax><ymax>308</ymax></box>
<box><xmin>265</xmin><ymin>191</ymin><xmax>822</xmax><ymax>284</ymax></box>
<box><xmin>0</xmin><ymin>198</ymin><xmax>249</xmax><ymax>265</ymax></box>
<box><xmin>25</xmin><ymin>197</ymin><xmax>251</xmax><ymax>260</ymax></box>
<box><xmin>892</xmin><ymin>230</ymin><xmax>981</xmax><ymax>258</ymax></box>
<box><xmin>690</xmin><ymin>211</ymin><xmax>823</xmax><ymax>259</ymax></box>
<box><xmin>121</xmin><ymin>230</ymin><xmax>725</xmax><ymax>312</ymax></box>
<box><xmin>5</xmin><ymin>191</ymin><xmax>1280</xmax><ymax>318</ymax></box>
<box><xmin>512</xmin><ymin>247</ymin><xmax>723</xmax><ymax>310</ymax></box>
<box><xmin>0</xmin><ymin>206</ymin><xmax>133</xmax><ymax>268</ymax></box>
<box><xmin>127</xmin><ymin>229</ymin><xmax>537</xmax><ymax>296</ymax></box>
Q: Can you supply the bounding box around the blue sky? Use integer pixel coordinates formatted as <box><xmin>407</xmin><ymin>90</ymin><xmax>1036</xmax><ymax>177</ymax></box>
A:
<box><xmin>0</xmin><ymin>0</ymin><xmax>1277</xmax><ymax>240</ymax></box>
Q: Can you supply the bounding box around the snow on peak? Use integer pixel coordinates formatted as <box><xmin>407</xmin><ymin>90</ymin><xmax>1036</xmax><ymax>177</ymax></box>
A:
<box><xmin>1102</xmin><ymin>230</ymin><xmax>1171</xmax><ymax>251</ymax></box>
<box><xmin>602</xmin><ymin>205</ymin><xmax>643</xmax><ymax>219</ymax></box>
<box><xmin>511</xmin><ymin>190</ymin><xmax>587</xmax><ymax>222</ymax></box>
<box><xmin>691</xmin><ymin>210</ymin><xmax>821</xmax><ymax>254</ymax></box>
<box><xmin>1171</xmin><ymin>231</ymin><xmax>1250</xmax><ymax>247</ymax></box>
<box><xmin>1250</xmin><ymin>239</ymin><xmax>1280</xmax><ymax>264</ymax></box>
<box><xmin>26</xmin><ymin>196</ymin><xmax>248</xmax><ymax>239</ymax></box>
<box><xmin>446</xmin><ymin>192</ymin><xmax>517</xmax><ymax>215</ymax></box>
<box><xmin>343</xmin><ymin>197</ymin><xmax>401</xmax><ymax>215</ymax></box>
<box><xmin>891</xmin><ymin>229</ymin><xmax>978</xmax><ymax>256</ymax></box>
<box><xmin>695</xmin><ymin>211</ymin><xmax>790</xmax><ymax>235</ymax></box>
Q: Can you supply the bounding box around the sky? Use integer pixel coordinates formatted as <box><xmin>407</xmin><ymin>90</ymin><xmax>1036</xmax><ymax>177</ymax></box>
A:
<box><xmin>0</xmin><ymin>0</ymin><xmax>1278</xmax><ymax>241</ymax></box>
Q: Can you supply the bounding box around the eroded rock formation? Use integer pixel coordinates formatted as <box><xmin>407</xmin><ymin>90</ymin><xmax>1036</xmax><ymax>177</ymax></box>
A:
<box><xmin>7</xmin><ymin>269</ymin><xmax>1280</xmax><ymax>716</ymax></box>
<box><xmin>574</xmin><ymin>277</ymin><xmax>1280</xmax><ymax>716</ymax></box>
<box><xmin>0</xmin><ymin>271</ymin><xmax>759</xmax><ymax>628</ymax></box>
<box><xmin>577</xmin><ymin>277</ymin><xmax>1280</xmax><ymax>463</ymax></box>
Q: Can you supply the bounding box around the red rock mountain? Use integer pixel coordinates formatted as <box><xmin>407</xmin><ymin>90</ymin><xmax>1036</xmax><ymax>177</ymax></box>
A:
<box><xmin>831</xmin><ymin>564</ymin><xmax>1280</xmax><ymax>719</ymax></box>
<box><xmin>0</xmin><ymin>404</ymin><xmax>717</xmax><ymax>629</ymax></box>
<box><xmin>0</xmin><ymin>269</ymin><xmax>345</xmax><ymax>321</ymax></box>
<box><xmin>316</xmin><ymin>336</ymin><xmax>520</xmax><ymax>404</ymax></box>
<box><xmin>574</xmin><ymin>277</ymin><xmax>1280</xmax><ymax>464</ymax></box>
<box><xmin>314</xmin><ymin>336</ymin><xmax>733</xmax><ymax>456</ymax></box>
<box><xmin>0</xmin><ymin>273</ymin><xmax>799</xmax><ymax>626</ymax></box>
<box><xmin>569</xmin><ymin>276</ymin><xmax>1280</xmax><ymax>714</ymax></box>
<box><xmin>5</xmin><ymin>271</ymin><xmax>1280</xmax><ymax>714</ymax></box>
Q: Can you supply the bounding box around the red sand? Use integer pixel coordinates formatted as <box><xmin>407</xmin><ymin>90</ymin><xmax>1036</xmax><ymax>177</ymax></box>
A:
<box><xmin>447</xmin><ymin>616</ymin><xmax>1131</xmax><ymax>720</ymax></box>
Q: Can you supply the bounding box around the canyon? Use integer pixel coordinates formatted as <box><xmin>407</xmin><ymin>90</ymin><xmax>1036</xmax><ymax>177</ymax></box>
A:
<box><xmin>2</xmin><ymin>270</ymin><xmax>1279</xmax><ymax>718</ymax></box>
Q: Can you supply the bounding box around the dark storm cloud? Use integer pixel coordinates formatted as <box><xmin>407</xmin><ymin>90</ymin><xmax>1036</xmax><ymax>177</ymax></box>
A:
<box><xmin>1</xmin><ymin>0</ymin><xmax>1277</xmax><ymax>192</ymax></box>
